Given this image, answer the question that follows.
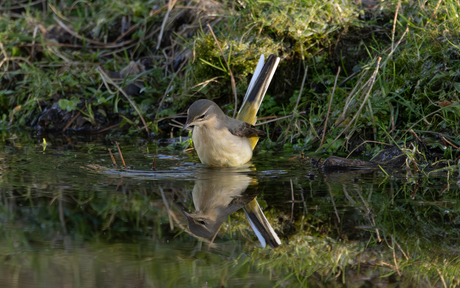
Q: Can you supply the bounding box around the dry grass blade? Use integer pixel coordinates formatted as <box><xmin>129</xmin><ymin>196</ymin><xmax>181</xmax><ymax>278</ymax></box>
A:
<box><xmin>391</xmin><ymin>0</ymin><xmax>401</xmax><ymax>52</ymax></box>
<box><xmin>155</xmin><ymin>60</ymin><xmax>187</xmax><ymax>120</ymax></box>
<box><xmin>324</xmin><ymin>57</ymin><xmax>381</xmax><ymax>151</ymax></box>
<box><xmin>346</xmin><ymin>140</ymin><xmax>391</xmax><ymax>159</ymax></box>
<box><xmin>282</xmin><ymin>65</ymin><xmax>308</xmax><ymax>144</ymax></box>
<box><xmin>391</xmin><ymin>235</ymin><xmax>401</xmax><ymax>276</ymax></box>
<box><xmin>156</xmin><ymin>0</ymin><xmax>179</xmax><ymax>51</ymax></box>
<box><xmin>62</xmin><ymin>111</ymin><xmax>81</xmax><ymax>132</ymax></box>
<box><xmin>52</xmin><ymin>13</ymin><xmax>136</xmax><ymax>49</ymax></box>
<box><xmin>207</xmin><ymin>23</ymin><xmax>238</xmax><ymax>118</ymax></box>
<box><xmin>319</xmin><ymin>67</ymin><xmax>340</xmax><ymax>149</ymax></box>
<box><xmin>96</xmin><ymin>66</ymin><xmax>150</xmax><ymax>136</ymax></box>
<box><xmin>0</xmin><ymin>0</ymin><xmax>43</xmax><ymax>10</ymax></box>
<box><xmin>256</xmin><ymin>112</ymin><xmax>306</xmax><ymax>126</ymax></box>
<box><xmin>440</xmin><ymin>134</ymin><xmax>460</xmax><ymax>151</ymax></box>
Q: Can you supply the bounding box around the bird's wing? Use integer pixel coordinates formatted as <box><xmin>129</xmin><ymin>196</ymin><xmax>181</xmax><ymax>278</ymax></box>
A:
<box><xmin>236</xmin><ymin>54</ymin><xmax>280</xmax><ymax>149</ymax></box>
<box><xmin>228</xmin><ymin>122</ymin><xmax>266</xmax><ymax>138</ymax></box>
<box><xmin>243</xmin><ymin>198</ymin><xmax>281</xmax><ymax>248</ymax></box>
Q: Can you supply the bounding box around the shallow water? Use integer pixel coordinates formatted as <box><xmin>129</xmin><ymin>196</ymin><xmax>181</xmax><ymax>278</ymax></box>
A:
<box><xmin>0</xmin><ymin>132</ymin><xmax>459</xmax><ymax>287</ymax></box>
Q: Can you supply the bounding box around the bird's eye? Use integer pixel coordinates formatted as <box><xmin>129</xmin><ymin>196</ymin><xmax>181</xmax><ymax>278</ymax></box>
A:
<box><xmin>198</xmin><ymin>114</ymin><xmax>206</xmax><ymax>120</ymax></box>
<box><xmin>198</xmin><ymin>220</ymin><xmax>206</xmax><ymax>225</ymax></box>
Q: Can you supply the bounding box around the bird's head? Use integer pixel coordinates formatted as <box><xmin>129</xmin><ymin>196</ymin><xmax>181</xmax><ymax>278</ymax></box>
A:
<box><xmin>181</xmin><ymin>210</ymin><xmax>220</xmax><ymax>238</ymax></box>
<box><xmin>182</xmin><ymin>99</ymin><xmax>223</xmax><ymax>131</ymax></box>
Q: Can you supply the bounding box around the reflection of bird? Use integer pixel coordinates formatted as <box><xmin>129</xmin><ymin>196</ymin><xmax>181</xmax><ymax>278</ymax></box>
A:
<box><xmin>182</xmin><ymin>168</ymin><xmax>281</xmax><ymax>248</ymax></box>
<box><xmin>182</xmin><ymin>54</ymin><xmax>280</xmax><ymax>167</ymax></box>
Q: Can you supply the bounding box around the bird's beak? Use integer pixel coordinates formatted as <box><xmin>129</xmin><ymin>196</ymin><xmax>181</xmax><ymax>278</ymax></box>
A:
<box><xmin>181</xmin><ymin>120</ymin><xmax>192</xmax><ymax>132</ymax></box>
<box><xmin>181</xmin><ymin>209</ymin><xmax>191</xmax><ymax>220</ymax></box>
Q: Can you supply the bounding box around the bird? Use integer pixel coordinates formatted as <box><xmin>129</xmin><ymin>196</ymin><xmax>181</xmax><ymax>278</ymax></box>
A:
<box><xmin>181</xmin><ymin>168</ymin><xmax>281</xmax><ymax>248</ymax></box>
<box><xmin>182</xmin><ymin>54</ymin><xmax>280</xmax><ymax>167</ymax></box>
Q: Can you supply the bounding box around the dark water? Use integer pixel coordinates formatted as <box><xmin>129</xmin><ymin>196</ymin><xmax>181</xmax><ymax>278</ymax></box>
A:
<box><xmin>0</xmin><ymin>132</ymin><xmax>459</xmax><ymax>287</ymax></box>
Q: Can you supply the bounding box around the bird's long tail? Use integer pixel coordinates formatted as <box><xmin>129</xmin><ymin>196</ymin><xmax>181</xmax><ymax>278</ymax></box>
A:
<box><xmin>236</xmin><ymin>54</ymin><xmax>280</xmax><ymax>149</ymax></box>
<box><xmin>238</xmin><ymin>54</ymin><xmax>281</xmax><ymax>248</ymax></box>
<box><xmin>243</xmin><ymin>198</ymin><xmax>281</xmax><ymax>248</ymax></box>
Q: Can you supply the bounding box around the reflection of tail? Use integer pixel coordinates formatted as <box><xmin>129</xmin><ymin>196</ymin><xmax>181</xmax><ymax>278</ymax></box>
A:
<box><xmin>237</xmin><ymin>54</ymin><xmax>280</xmax><ymax>149</ymax></box>
<box><xmin>243</xmin><ymin>198</ymin><xmax>281</xmax><ymax>248</ymax></box>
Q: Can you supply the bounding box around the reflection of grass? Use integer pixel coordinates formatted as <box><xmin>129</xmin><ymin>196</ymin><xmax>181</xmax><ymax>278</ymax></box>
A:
<box><xmin>221</xmin><ymin>174</ymin><xmax>460</xmax><ymax>286</ymax></box>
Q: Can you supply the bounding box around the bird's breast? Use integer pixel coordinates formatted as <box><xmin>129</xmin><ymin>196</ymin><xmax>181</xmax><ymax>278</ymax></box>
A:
<box><xmin>192</xmin><ymin>125</ymin><xmax>253</xmax><ymax>167</ymax></box>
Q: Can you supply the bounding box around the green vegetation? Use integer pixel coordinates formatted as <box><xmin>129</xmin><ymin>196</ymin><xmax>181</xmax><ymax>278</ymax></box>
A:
<box><xmin>0</xmin><ymin>0</ymin><xmax>458</xmax><ymax>162</ymax></box>
<box><xmin>2</xmin><ymin>0</ymin><xmax>460</xmax><ymax>286</ymax></box>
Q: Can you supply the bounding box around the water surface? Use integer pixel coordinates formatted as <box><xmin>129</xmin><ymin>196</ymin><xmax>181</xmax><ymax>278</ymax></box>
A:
<box><xmin>0</xmin><ymin>132</ymin><xmax>458</xmax><ymax>287</ymax></box>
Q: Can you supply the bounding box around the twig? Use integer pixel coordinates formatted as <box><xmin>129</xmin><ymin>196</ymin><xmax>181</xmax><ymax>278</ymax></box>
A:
<box><xmin>108</xmin><ymin>148</ymin><xmax>117</xmax><ymax>167</ymax></box>
<box><xmin>207</xmin><ymin>23</ymin><xmax>238</xmax><ymax>118</ymax></box>
<box><xmin>440</xmin><ymin>133</ymin><xmax>460</xmax><ymax>151</ymax></box>
<box><xmin>115</xmin><ymin>141</ymin><xmax>127</xmax><ymax>168</ymax></box>
<box><xmin>319</xmin><ymin>67</ymin><xmax>340</xmax><ymax>149</ymax></box>
<box><xmin>152</xmin><ymin>155</ymin><xmax>156</xmax><ymax>170</ymax></box>
<box><xmin>282</xmin><ymin>65</ymin><xmax>308</xmax><ymax>144</ymax></box>
<box><xmin>324</xmin><ymin>57</ymin><xmax>381</xmax><ymax>151</ymax></box>
<box><xmin>96</xmin><ymin>66</ymin><xmax>149</xmax><ymax>136</ymax></box>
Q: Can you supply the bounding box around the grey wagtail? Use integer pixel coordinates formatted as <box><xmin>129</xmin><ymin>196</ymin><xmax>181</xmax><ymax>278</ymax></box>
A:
<box><xmin>182</xmin><ymin>168</ymin><xmax>281</xmax><ymax>248</ymax></box>
<box><xmin>182</xmin><ymin>54</ymin><xmax>280</xmax><ymax>167</ymax></box>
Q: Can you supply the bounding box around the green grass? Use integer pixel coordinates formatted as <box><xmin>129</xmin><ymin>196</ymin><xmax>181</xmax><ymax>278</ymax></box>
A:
<box><xmin>1</xmin><ymin>0</ymin><xmax>460</xmax><ymax>157</ymax></box>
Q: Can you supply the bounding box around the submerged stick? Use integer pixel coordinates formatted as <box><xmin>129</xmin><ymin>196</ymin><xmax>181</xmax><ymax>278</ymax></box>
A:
<box><xmin>108</xmin><ymin>148</ymin><xmax>117</xmax><ymax>167</ymax></box>
<box><xmin>319</xmin><ymin>67</ymin><xmax>340</xmax><ymax>149</ymax></box>
<box><xmin>115</xmin><ymin>141</ymin><xmax>127</xmax><ymax>168</ymax></box>
<box><xmin>282</xmin><ymin>65</ymin><xmax>308</xmax><ymax>144</ymax></box>
<box><xmin>152</xmin><ymin>155</ymin><xmax>156</xmax><ymax>171</ymax></box>
<box><xmin>207</xmin><ymin>24</ymin><xmax>238</xmax><ymax>118</ymax></box>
